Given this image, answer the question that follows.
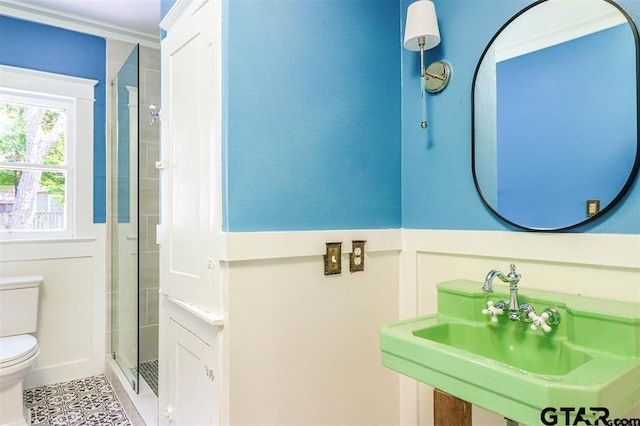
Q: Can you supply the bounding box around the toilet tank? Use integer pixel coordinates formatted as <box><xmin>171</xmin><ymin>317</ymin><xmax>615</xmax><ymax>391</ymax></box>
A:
<box><xmin>0</xmin><ymin>275</ymin><xmax>42</xmax><ymax>337</ymax></box>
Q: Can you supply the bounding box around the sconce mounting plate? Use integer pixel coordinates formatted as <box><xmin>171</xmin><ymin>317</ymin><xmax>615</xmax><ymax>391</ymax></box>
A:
<box><xmin>424</xmin><ymin>61</ymin><xmax>451</xmax><ymax>93</ymax></box>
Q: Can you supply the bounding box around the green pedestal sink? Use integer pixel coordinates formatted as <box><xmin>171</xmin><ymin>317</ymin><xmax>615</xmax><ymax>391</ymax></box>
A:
<box><xmin>380</xmin><ymin>280</ymin><xmax>640</xmax><ymax>425</ymax></box>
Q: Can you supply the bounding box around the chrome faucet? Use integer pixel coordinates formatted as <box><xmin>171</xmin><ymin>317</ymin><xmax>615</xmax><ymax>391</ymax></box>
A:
<box><xmin>482</xmin><ymin>264</ymin><xmax>523</xmax><ymax>321</ymax></box>
<box><xmin>481</xmin><ymin>264</ymin><xmax>561</xmax><ymax>332</ymax></box>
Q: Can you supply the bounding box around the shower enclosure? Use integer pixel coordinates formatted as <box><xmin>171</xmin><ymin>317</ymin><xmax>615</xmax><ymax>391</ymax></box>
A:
<box><xmin>110</xmin><ymin>43</ymin><xmax>160</xmax><ymax>399</ymax></box>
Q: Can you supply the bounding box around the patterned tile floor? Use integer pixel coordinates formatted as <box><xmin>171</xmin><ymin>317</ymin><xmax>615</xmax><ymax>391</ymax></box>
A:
<box><xmin>138</xmin><ymin>360</ymin><xmax>158</xmax><ymax>397</ymax></box>
<box><xmin>24</xmin><ymin>374</ymin><xmax>132</xmax><ymax>426</ymax></box>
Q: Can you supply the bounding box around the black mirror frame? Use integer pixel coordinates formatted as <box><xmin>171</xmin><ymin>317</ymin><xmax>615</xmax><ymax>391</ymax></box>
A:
<box><xmin>471</xmin><ymin>0</ymin><xmax>640</xmax><ymax>231</ymax></box>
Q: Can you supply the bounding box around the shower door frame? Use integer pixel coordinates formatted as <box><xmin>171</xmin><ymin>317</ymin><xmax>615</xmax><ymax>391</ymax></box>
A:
<box><xmin>110</xmin><ymin>44</ymin><xmax>140</xmax><ymax>393</ymax></box>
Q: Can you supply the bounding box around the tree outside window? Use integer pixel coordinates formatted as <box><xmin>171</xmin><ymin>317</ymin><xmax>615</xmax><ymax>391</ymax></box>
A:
<box><xmin>0</xmin><ymin>94</ymin><xmax>69</xmax><ymax>233</ymax></box>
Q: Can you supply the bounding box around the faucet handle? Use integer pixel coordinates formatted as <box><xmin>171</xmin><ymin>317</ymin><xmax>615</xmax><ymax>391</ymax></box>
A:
<box><xmin>482</xmin><ymin>300</ymin><xmax>505</xmax><ymax>323</ymax></box>
<box><xmin>528</xmin><ymin>311</ymin><xmax>551</xmax><ymax>332</ymax></box>
<box><xmin>528</xmin><ymin>308</ymin><xmax>561</xmax><ymax>333</ymax></box>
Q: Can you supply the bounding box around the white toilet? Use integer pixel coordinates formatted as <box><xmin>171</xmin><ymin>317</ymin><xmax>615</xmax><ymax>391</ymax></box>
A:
<box><xmin>0</xmin><ymin>275</ymin><xmax>42</xmax><ymax>426</ymax></box>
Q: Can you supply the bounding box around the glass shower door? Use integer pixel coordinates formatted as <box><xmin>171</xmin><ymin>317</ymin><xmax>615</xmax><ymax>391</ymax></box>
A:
<box><xmin>111</xmin><ymin>45</ymin><xmax>140</xmax><ymax>392</ymax></box>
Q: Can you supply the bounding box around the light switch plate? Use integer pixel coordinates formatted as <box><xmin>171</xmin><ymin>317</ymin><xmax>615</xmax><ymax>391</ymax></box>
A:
<box><xmin>324</xmin><ymin>242</ymin><xmax>342</xmax><ymax>275</ymax></box>
<box><xmin>586</xmin><ymin>199</ymin><xmax>600</xmax><ymax>217</ymax></box>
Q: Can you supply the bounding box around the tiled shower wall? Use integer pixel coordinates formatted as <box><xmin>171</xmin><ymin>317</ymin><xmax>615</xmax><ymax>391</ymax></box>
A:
<box><xmin>138</xmin><ymin>45</ymin><xmax>160</xmax><ymax>363</ymax></box>
<box><xmin>106</xmin><ymin>40</ymin><xmax>160</xmax><ymax>364</ymax></box>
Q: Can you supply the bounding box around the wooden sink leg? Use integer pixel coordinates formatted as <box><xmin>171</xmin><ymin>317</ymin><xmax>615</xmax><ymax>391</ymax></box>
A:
<box><xmin>434</xmin><ymin>389</ymin><xmax>472</xmax><ymax>426</ymax></box>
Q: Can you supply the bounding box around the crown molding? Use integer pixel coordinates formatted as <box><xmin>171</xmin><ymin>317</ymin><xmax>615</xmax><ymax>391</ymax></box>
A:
<box><xmin>160</xmin><ymin>0</ymin><xmax>209</xmax><ymax>32</ymax></box>
<box><xmin>0</xmin><ymin>0</ymin><xmax>160</xmax><ymax>49</ymax></box>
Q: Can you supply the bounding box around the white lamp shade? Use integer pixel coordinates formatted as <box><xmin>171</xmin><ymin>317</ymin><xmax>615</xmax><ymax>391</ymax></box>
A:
<box><xmin>404</xmin><ymin>0</ymin><xmax>441</xmax><ymax>51</ymax></box>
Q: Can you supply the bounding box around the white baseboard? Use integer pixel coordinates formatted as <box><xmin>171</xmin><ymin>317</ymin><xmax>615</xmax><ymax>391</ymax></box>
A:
<box><xmin>25</xmin><ymin>357</ymin><xmax>104</xmax><ymax>389</ymax></box>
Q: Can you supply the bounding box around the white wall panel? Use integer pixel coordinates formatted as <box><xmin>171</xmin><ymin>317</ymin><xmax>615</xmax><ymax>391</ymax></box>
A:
<box><xmin>403</xmin><ymin>230</ymin><xmax>640</xmax><ymax>426</ymax></box>
<box><xmin>226</xmin><ymin>251</ymin><xmax>401</xmax><ymax>426</ymax></box>
<box><xmin>0</xmin><ymin>234</ymin><xmax>106</xmax><ymax>388</ymax></box>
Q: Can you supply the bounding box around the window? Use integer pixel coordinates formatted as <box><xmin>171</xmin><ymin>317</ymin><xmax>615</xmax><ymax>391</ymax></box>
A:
<box><xmin>0</xmin><ymin>65</ymin><xmax>97</xmax><ymax>239</ymax></box>
<box><xmin>0</xmin><ymin>91</ymin><xmax>73</xmax><ymax>234</ymax></box>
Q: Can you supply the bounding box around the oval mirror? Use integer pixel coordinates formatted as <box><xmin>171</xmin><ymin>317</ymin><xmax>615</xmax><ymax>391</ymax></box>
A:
<box><xmin>472</xmin><ymin>0</ymin><xmax>640</xmax><ymax>231</ymax></box>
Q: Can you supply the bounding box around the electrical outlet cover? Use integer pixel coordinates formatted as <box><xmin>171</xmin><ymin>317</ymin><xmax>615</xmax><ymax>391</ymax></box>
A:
<box><xmin>350</xmin><ymin>240</ymin><xmax>366</xmax><ymax>272</ymax></box>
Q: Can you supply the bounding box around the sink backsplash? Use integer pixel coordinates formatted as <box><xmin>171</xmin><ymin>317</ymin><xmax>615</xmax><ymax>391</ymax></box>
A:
<box><xmin>436</xmin><ymin>280</ymin><xmax>640</xmax><ymax>357</ymax></box>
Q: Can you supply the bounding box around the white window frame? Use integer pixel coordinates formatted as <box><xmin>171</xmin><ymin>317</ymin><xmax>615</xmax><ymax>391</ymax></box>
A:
<box><xmin>0</xmin><ymin>90</ymin><xmax>74</xmax><ymax>237</ymax></box>
<box><xmin>0</xmin><ymin>65</ymin><xmax>97</xmax><ymax>240</ymax></box>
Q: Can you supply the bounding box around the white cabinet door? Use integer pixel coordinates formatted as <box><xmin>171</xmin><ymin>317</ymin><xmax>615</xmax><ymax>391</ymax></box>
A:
<box><xmin>159</xmin><ymin>0</ymin><xmax>222</xmax><ymax>313</ymax></box>
<box><xmin>164</xmin><ymin>317</ymin><xmax>217</xmax><ymax>425</ymax></box>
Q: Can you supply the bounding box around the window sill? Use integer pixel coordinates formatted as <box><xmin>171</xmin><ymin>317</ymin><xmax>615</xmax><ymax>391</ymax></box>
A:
<box><xmin>0</xmin><ymin>236</ymin><xmax>97</xmax><ymax>245</ymax></box>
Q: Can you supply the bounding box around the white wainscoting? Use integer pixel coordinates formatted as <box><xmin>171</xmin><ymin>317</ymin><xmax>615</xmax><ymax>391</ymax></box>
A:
<box><xmin>189</xmin><ymin>228</ymin><xmax>639</xmax><ymax>425</ymax></box>
<box><xmin>219</xmin><ymin>229</ymin><xmax>402</xmax><ymax>425</ymax></box>
<box><xmin>400</xmin><ymin>229</ymin><xmax>640</xmax><ymax>426</ymax></box>
<box><xmin>0</xmin><ymin>228</ymin><xmax>106</xmax><ymax>389</ymax></box>
<box><xmin>3</xmin><ymin>224</ymin><xmax>637</xmax><ymax>425</ymax></box>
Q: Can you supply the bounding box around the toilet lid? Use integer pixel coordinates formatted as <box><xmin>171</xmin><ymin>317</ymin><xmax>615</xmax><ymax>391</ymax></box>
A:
<box><xmin>0</xmin><ymin>335</ymin><xmax>38</xmax><ymax>367</ymax></box>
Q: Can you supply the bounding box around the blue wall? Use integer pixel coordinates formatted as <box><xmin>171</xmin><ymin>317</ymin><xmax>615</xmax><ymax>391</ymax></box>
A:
<box><xmin>160</xmin><ymin>0</ymin><xmax>176</xmax><ymax>39</ymax></box>
<box><xmin>0</xmin><ymin>16</ymin><xmax>107</xmax><ymax>223</ymax></box>
<box><xmin>401</xmin><ymin>0</ymin><xmax>640</xmax><ymax>234</ymax></box>
<box><xmin>161</xmin><ymin>0</ymin><xmax>402</xmax><ymax>231</ymax></box>
<box><xmin>223</xmin><ymin>0</ymin><xmax>402</xmax><ymax>231</ymax></box>
<box><xmin>496</xmin><ymin>25</ymin><xmax>635</xmax><ymax>229</ymax></box>
<box><xmin>161</xmin><ymin>0</ymin><xmax>177</xmax><ymax>21</ymax></box>
<box><xmin>162</xmin><ymin>0</ymin><xmax>640</xmax><ymax>234</ymax></box>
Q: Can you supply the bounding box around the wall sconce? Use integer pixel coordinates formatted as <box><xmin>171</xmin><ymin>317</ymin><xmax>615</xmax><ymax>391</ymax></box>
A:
<box><xmin>404</xmin><ymin>0</ymin><xmax>451</xmax><ymax>128</ymax></box>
